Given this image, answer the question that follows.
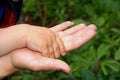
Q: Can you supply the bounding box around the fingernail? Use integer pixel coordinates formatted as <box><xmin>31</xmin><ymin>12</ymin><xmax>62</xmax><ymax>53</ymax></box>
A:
<box><xmin>88</xmin><ymin>24</ymin><xmax>97</xmax><ymax>31</ymax></box>
<box><xmin>66</xmin><ymin>21</ymin><xmax>74</xmax><ymax>25</ymax></box>
<box><xmin>62</xmin><ymin>52</ymin><xmax>66</xmax><ymax>56</ymax></box>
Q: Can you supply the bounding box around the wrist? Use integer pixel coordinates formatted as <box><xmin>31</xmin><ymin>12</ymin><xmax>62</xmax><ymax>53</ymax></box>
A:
<box><xmin>0</xmin><ymin>54</ymin><xmax>19</xmax><ymax>79</ymax></box>
<box><xmin>0</xmin><ymin>24</ymin><xmax>27</xmax><ymax>56</ymax></box>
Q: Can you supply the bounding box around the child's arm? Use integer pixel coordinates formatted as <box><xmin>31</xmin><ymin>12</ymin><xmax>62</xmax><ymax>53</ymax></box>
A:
<box><xmin>0</xmin><ymin>24</ymin><xmax>65</xmax><ymax>58</ymax></box>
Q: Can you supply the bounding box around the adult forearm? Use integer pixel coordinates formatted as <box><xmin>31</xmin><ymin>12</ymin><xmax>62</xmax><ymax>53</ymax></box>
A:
<box><xmin>0</xmin><ymin>54</ymin><xmax>19</xmax><ymax>79</ymax></box>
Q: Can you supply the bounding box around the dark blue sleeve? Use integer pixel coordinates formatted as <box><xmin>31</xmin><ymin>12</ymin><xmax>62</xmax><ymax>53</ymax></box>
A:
<box><xmin>8</xmin><ymin>0</ymin><xmax>23</xmax><ymax>23</ymax></box>
<box><xmin>0</xmin><ymin>1</ymin><xmax>4</xmax><ymax>20</ymax></box>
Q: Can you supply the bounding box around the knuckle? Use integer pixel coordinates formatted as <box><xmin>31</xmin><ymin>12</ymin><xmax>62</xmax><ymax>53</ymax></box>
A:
<box><xmin>55</xmin><ymin>46</ymin><xmax>60</xmax><ymax>51</ymax></box>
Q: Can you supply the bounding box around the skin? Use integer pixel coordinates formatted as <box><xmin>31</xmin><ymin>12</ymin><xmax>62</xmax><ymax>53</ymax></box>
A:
<box><xmin>0</xmin><ymin>24</ymin><xmax>65</xmax><ymax>58</ymax></box>
<box><xmin>0</xmin><ymin>21</ymin><xmax>97</xmax><ymax>79</ymax></box>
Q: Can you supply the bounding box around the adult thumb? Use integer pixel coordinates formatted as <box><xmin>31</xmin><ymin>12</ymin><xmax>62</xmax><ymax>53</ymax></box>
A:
<box><xmin>11</xmin><ymin>48</ymin><xmax>71</xmax><ymax>73</ymax></box>
<box><xmin>30</xmin><ymin>57</ymin><xmax>71</xmax><ymax>73</ymax></box>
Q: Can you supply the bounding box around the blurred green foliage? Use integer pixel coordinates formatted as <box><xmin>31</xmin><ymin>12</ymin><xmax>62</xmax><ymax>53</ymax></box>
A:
<box><xmin>10</xmin><ymin>0</ymin><xmax>120</xmax><ymax>80</ymax></box>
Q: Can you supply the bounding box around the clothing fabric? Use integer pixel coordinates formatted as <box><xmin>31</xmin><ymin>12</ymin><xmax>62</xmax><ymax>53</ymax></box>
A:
<box><xmin>0</xmin><ymin>0</ymin><xmax>22</xmax><ymax>28</ymax></box>
<box><xmin>1</xmin><ymin>1</ymin><xmax>16</xmax><ymax>28</ymax></box>
<box><xmin>0</xmin><ymin>1</ymin><xmax>4</xmax><ymax>24</ymax></box>
<box><xmin>8</xmin><ymin>0</ymin><xmax>23</xmax><ymax>23</ymax></box>
<box><xmin>0</xmin><ymin>1</ymin><xmax>4</xmax><ymax>21</ymax></box>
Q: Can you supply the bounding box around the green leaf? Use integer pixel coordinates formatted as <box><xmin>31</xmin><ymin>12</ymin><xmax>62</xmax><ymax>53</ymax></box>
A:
<box><xmin>23</xmin><ymin>74</ymin><xmax>34</xmax><ymax>80</ymax></box>
<box><xmin>97</xmin><ymin>44</ymin><xmax>110</xmax><ymax>60</ymax></box>
<box><xmin>101</xmin><ymin>59</ymin><xmax>119</xmax><ymax>75</ymax></box>
<box><xmin>94</xmin><ymin>17</ymin><xmax>106</xmax><ymax>27</ymax></box>
<box><xmin>104</xmin><ymin>60</ymin><xmax>119</xmax><ymax>72</ymax></box>
<box><xmin>72</xmin><ymin>19</ymin><xmax>87</xmax><ymax>26</ymax></box>
<box><xmin>114</xmin><ymin>48</ymin><xmax>120</xmax><ymax>60</ymax></box>
<box><xmin>97</xmin><ymin>69</ymin><xmax>106</xmax><ymax>80</ymax></box>
<box><xmin>101</xmin><ymin>63</ymin><xmax>108</xmax><ymax>75</ymax></box>
<box><xmin>88</xmin><ymin>46</ymin><xmax>97</xmax><ymax>61</ymax></box>
<box><xmin>84</xmin><ymin>4</ymin><xmax>95</xmax><ymax>16</ymax></box>
<box><xmin>80</xmin><ymin>68</ymin><xmax>96</xmax><ymax>80</ymax></box>
<box><xmin>11</xmin><ymin>76</ymin><xmax>22</xmax><ymax>80</ymax></box>
<box><xmin>111</xmin><ymin>28</ymin><xmax>120</xmax><ymax>35</ymax></box>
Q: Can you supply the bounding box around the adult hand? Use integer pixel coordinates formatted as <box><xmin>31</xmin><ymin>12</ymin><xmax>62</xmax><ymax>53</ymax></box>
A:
<box><xmin>50</xmin><ymin>21</ymin><xmax>97</xmax><ymax>55</ymax></box>
<box><xmin>0</xmin><ymin>21</ymin><xmax>97</xmax><ymax>79</ymax></box>
<box><xmin>11</xmin><ymin>21</ymin><xmax>96</xmax><ymax>72</ymax></box>
<box><xmin>0</xmin><ymin>48</ymin><xmax>70</xmax><ymax>79</ymax></box>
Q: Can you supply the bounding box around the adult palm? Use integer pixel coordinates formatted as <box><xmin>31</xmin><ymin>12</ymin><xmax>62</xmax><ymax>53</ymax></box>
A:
<box><xmin>0</xmin><ymin>21</ymin><xmax>97</xmax><ymax>78</ymax></box>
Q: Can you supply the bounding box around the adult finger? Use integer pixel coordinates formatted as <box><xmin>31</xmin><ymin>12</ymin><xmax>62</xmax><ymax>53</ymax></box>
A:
<box><xmin>63</xmin><ymin>27</ymin><xmax>97</xmax><ymax>51</ymax></box>
<box><xmin>33</xmin><ymin>57</ymin><xmax>71</xmax><ymax>73</ymax></box>
<box><xmin>50</xmin><ymin>21</ymin><xmax>73</xmax><ymax>33</ymax></box>
<box><xmin>60</xmin><ymin>24</ymin><xmax>87</xmax><ymax>36</ymax></box>
<box><xmin>87</xmin><ymin>24</ymin><xmax>97</xmax><ymax>31</ymax></box>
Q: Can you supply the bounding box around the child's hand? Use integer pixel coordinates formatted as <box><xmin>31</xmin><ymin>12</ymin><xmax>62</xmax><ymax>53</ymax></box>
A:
<box><xmin>25</xmin><ymin>25</ymin><xmax>66</xmax><ymax>58</ymax></box>
<box><xmin>0</xmin><ymin>24</ymin><xmax>65</xmax><ymax>58</ymax></box>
